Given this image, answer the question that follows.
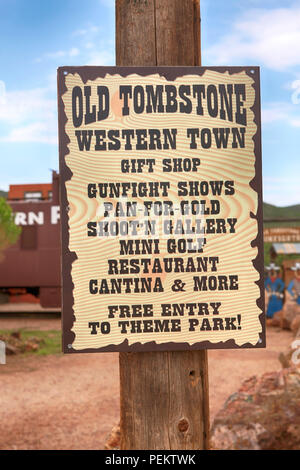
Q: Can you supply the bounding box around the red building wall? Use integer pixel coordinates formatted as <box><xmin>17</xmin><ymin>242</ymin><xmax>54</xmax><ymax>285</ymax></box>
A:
<box><xmin>0</xmin><ymin>172</ymin><xmax>61</xmax><ymax>307</ymax></box>
<box><xmin>8</xmin><ymin>183</ymin><xmax>53</xmax><ymax>201</ymax></box>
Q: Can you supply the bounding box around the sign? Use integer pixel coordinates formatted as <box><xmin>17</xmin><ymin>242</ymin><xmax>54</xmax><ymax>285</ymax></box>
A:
<box><xmin>264</xmin><ymin>227</ymin><xmax>300</xmax><ymax>243</ymax></box>
<box><xmin>13</xmin><ymin>207</ymin><xmax>60</xmax><ymax>225</ymax></box>
<box><xmin>58</xmin><ymin>66</ymin><xmax>265</xmax><ymax>353</ymax></box>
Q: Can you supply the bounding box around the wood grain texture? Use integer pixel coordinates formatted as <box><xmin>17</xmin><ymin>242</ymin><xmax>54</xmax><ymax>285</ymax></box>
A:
<box><xmin>116</xmin><ymin>0</ymin><xmax>156</xmax><ymax>66</ymax></box>
<box><xmin>155</xmin><ymin>0</ymin><xmax>196</xmax><ymax>65</ymax></box>
<box><xmin>116</xmin><ymin>0</ymin><xmax>201</xmax><ymax>66</ymax></box>
<box><xmin>120</xmin><ymin>350</ymin><xmax>209</xmax><ymax>449</ymax></box>
<box><xmin>116</xmin><ymin>0</ymin><xmax>209</xmax><ymax>450</ymax></box>
<box><xmin>193</xmin><ymin>0</ymin><xmax>201</xmax><ymax>66</ymax></box>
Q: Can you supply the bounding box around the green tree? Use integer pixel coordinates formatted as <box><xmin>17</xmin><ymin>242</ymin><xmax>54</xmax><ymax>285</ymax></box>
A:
<box><xmin>0</xmin><ymin>197</ymin><xmax>21</xmax><ymax>260</ymax></box>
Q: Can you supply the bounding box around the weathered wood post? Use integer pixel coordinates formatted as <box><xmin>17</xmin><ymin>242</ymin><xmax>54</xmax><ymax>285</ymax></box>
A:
<box><xmin>116</xmin><ymin>0</ymin><xmax>209</xmax><ymax>450</ymax></box>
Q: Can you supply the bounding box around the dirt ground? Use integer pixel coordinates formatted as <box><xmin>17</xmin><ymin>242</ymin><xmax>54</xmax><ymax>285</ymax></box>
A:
<box><xmin>0</xmin><ymin>315</ymin><xmax>294</xmax><ymax>450</ymax></box>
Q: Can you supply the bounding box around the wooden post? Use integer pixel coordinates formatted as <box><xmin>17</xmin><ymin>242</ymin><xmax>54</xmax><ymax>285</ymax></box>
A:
<box><xmin>116</xmin><ymin>0</ymin><xmax>209</xmax><ymax>450</ymax></box>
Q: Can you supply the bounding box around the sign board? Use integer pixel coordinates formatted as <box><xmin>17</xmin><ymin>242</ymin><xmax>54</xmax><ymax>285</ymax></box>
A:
<box><xmin>58</xmin><ymin>66</ymin><xmax>265</xmax><ymax>353</ymax></box>
<box><xmin>264</xmin><ymin>227</ymin><xmax>300</xmax><ymax>243</ymax></box>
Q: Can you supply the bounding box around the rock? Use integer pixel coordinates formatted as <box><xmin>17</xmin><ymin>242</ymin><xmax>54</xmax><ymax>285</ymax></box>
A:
<box><xmin>10</xmin><ymin>331</ymin><xmax>21</xmax><ymax>340</ymax></box>
<box><xmin>266</xmin><ymin>318</ymin><xmax>273</xmax><ymax>327</ymax></box>
<box><xmin>281</xmin><ymin>302</ymin><xmax>300</xmax><ymax>330</ymax></box>
<box><xmin>0</xmin><ymin>331</ymin><xmax>44</xmax><ymax>355</ymax></box>
<box><xmin>278</xmin><ymin>351</ymin><xmax>291</xmax><ymax>369</ymax></box>
<box><xmin>271</xmin><ymin>310</ymin><xmax>283</xmax><ymax>327</ymax></box>
<box><xmin>104</xmin><ymin>424</ymin><xmax>120</xmax><ymax>450</ymax></box>
<box><xmin>25</xmin><ymin>342</ymin><xmax>39</xmax><ymax>352</ymax></box>
<box><xmin>211</xmin><ymin>422</ymin><xmax>268</xmax><ymax>450</ymax></box>
<box><xmin>291</xmin><ymin>316</ymin><xmax>300</xmax><ymax>334</ymax></box>
<box><xmin>210</xmin><ymin>368</ymin><xmax>300</xmax><ymax>450</ymax></box>
<box><xmin>278</xmin><ymin>323</ymin><xmax>300</xmax><ymax>369</ymax></box>
<box><xmin>5</xmin><ymin>344</ymin><xmax>18</xmax><ymax>355</ymax></box>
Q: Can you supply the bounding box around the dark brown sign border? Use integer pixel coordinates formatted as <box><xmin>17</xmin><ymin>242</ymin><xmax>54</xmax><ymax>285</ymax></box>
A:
<box><xmin>57</xmin><ymin>66</ymin><xmax>265</xmax><ymax>354</ymax></box>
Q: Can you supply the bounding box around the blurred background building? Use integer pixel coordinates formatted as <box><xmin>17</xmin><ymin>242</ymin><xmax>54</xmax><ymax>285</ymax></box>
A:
<box><xmin>0</xmin><ymin>171</ymin><xmax>60</xmax><ymax>307</ymax></box>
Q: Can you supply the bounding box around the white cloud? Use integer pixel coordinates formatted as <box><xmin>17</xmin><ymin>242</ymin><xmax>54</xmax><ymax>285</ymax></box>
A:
<box><xmin>69</xmin><ymin>47</ymin><xmax>80</xmax><ymax>57</ymax></box>
<box><xmin>99</xmin><ymin>0</ymin><xmax>114</xmax><ymax>8</ymax></box>
<box><xmin>36</xmin><ymin>47</ymin><xmax>81</xmax><ymax>63</ymax></box>
<box><xmin>0</xmin><ymin>84</ymin><xmax>56</xmax><ymax>125</ymax></box>
<box><xmin>0</xmin><ymin>80</ymin><xmax>5</xmax><ymax>106</ymax></box>
<box><xmin>1</xmin><ymin>122</ymin><xmax>57</xmax><ymax>145</ymax></box>
<box><xmin>45</xmin><ymin>50</ymin><xmax>66</xmax><ymax>59</ymax></box>
<box><xmin>263</xmin><ymin>176</ymin><xmax>300</xmax><ymax>206</ymax></box>
<box><xmin>56</xmin><ymin>23</ymin><xmax>114</xmax><ymax>66</ymax></box>
<box><xmin>261</xmin><ymin>101</ymin><xmax>300</xmax><ymax>128</ymax></box>
<box><xmin>206</xmin><ymin>5</ymin><xmax>300</xmax><ymax>70</ymax></box>
<box><xmin>291</xmin><ymin>79</ymin><xmax>300</xmax><ymax>104</ymax></box>
<box><xmin>0</xmin><ymin>18</ymin><xmax>114</xmax><ymax>145</ymax></box>
<box><xmin>290</xmin><ymin>118</ymin><xmax>300</xmax><ymax>127</ymax></box>
<box><xmin>87</xmin><ymin>49</ymin><xmax>114</xmax><ymax>66</ymax></box>
<box><xmin>72</xmin><ymin>25</ymin><xmax>99</xmax><ymax>37</ymax></box>
<box><xmin>262</xmin><ymin>105</ymin><xmax>289</xmax><ymax>124</ymax></box>
<box><xmin>0</xmin><ymin>82</ymin><xmax>57</xmax><ymax>144</ymax></box>
<box><xmin>72</xmin><ymin>28</ymin><xmax>88</xmax><ymax>37</ymax></box>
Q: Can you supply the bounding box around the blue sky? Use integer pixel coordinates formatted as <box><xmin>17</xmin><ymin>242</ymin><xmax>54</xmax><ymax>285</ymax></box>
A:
<box><xmin>0</xmin><ymin>0</ymin><xmax>299</xmax><ymax>206</ymax></box>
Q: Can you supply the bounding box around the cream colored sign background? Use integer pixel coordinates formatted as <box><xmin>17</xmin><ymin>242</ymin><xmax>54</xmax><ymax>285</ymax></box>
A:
<box><xmin>62</xmin><ymin>70</ymin><xmax>262</xmax><ymax>350</ymax></box>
